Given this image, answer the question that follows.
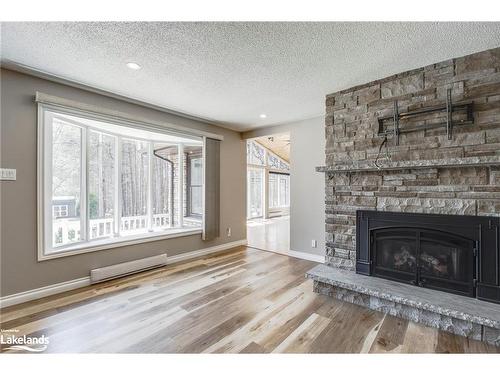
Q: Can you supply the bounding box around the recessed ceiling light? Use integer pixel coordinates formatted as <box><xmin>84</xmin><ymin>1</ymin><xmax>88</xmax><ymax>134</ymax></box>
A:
<box><xmin>126</xmin><ymin>62</ymin><xmax>141</xmax><ymax>70</ymax></box>
<box><xmin>259</xmin><ymin>114</ymin><xmax>267</xmax><ymax>119</ymax></box>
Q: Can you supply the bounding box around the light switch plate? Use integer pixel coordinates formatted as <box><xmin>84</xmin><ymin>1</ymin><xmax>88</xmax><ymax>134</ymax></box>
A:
<box><xmin>311</xmin><ymin>239</ymin><xmax>317</xmax><ymax>248</ymax></box>
<box><xmin>0</xmin><ymin>168</ymin><xmax>16</xmax><ymax>181</ymax></box>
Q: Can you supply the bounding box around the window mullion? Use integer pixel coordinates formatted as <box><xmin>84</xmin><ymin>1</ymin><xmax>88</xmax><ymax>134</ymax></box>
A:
<box><xmin>282</xmin><ymin>177</ymin><xmax>285</xmax><ymax>207</ymax></box>
<box><xmin>186</xmin><ymin>155</ymin><xmax>191</xmax><ymax>217</ymax></box>
<box><xmin>283</xmin><ymin>176</ymin><xmax>286</xmax><ymax>207</ymax></box>
<box><xmin>114</xmin><ymin>136</ymin><xmax>122</xmax><ymax>237</ymax></box>
<box><xmin>81</xmin><ymin>127</ymin><xmax>88</xmax><ymax>242</ymax></box>
<box><xmin>263</xmin><ymin>149</ymin><xmax>269</xmax><ymax>219</ymax></box>
<box><xmin>147</xmin><ymin>141</ymin><xmax>153</xmax><ymax>232</ymax></box>
<box><xmin>178</xmin><ymin>143</ymin><xmax>184</xmax><ymax>228</ymax></box>
<box><xmin>280</xmin><ymin>176</ymin><xmax>282</xmax><ymax>208</ymax></box>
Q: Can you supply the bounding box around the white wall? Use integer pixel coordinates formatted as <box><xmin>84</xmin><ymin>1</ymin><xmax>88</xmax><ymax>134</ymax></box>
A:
<box><xmin>242</xmin><ymin>117</ymin><xmax>325</xmax><ymax>257</ymax></box>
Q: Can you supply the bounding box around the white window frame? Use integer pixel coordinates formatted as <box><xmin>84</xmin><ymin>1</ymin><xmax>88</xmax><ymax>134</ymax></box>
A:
<box><xmin>246</xmin><ymin>166</ymin><xmax>265</xmax><ymax>219</ymax></box>
<box><xmin>186</xmin><ymin>154</ymin><xmax>204</xmax><ymax>217</ymax></box>
<box><xmin>37</xmin><ymin>102</ymin><xmax>205</xmax><ymax>261</ymax></box>
<box><xmin>268</xmin><ymin>172</ymin><xmax>290</xmax><ymax>209</ymax></box>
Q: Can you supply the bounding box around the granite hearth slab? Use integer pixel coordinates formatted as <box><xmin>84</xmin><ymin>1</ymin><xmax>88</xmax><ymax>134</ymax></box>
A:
<box><xmin>315</xmin><ymin>155</ymin><xmax>500</xmax><ymax>174</ymax></box>
<box><xmin>306</xmin><ymin>264</ymin><xmax>500</xmax><ymax>346</ymax></box>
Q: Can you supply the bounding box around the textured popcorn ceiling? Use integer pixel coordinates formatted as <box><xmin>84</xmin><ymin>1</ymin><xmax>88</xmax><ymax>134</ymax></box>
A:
<box><xmin>1</xmin><ymin>22</ymin><xmax>500</xmax><ymax>131</ymax></box>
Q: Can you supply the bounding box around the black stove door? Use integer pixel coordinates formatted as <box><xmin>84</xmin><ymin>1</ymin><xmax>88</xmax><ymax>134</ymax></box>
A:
<box><xmin>418</xmin><ymin>230</ymin><xmax>475</xmax><ymax>297</ymax></box>
<box><xmin>372</xmin><ymin>228</ymin><xmax>418</xmax><ymax>285</ymax></box>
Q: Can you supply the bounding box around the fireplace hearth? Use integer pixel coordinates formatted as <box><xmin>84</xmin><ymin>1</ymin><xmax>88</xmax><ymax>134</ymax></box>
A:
<box><xmin>356</xmin><ymin>210</ymin><xmax>500</xmax><ymax>304</ymax></box>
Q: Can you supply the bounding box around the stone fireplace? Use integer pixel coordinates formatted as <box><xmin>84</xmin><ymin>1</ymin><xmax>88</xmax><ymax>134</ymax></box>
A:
<box><xmin>307</xmin><ymin>47</ymin><xmax>500</xmax><ymax>346</ymax></box>
<box><xmin>321</xmin><ymin>47</ymin><xmax>500</xmax><ymax>273</ymax></box>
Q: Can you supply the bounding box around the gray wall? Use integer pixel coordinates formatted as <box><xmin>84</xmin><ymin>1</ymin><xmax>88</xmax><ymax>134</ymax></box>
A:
<box><xmin>0</xmin><ymin>69</ymin><xmax>247</xmax><ymax>297</ymax></box>
<box><xmin>242</xmin><ymin>117</ymin><xmax>325</xmax><ymax>258</ymax></box>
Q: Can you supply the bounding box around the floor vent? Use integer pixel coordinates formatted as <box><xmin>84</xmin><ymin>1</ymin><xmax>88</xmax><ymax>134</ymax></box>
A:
<box><xmin>90</xmin><ymin>254</ymin><xmax>168</xmax><ymax>283</ymax></box>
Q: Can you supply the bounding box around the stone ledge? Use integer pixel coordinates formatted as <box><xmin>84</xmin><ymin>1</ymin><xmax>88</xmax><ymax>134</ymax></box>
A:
<box><xmin>306</xmin><ymin>264</ymin><xmax>500</xmax><ymax>346</ymax></box>
<box><xmin>316</xmin><ymin>155</ymin><xmax>500</xmax><ymax>174</ymax></box>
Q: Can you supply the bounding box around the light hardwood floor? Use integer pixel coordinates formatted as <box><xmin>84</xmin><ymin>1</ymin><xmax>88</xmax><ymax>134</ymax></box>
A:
<box><xmin>1</xmin><ymin>247</ymin><xmax>498</xmax><ymax>353</ymax></box>
<box><xmin>247</xmin><ymin>216</ymin><xmax>290</xmax><ymax>253</ymax></box>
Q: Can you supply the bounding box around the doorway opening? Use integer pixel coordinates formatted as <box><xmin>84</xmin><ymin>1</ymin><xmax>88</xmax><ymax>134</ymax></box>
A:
<box><xmin>246</xmin><ymin>133</ymin><xmax>290</xmax><ymax>254</ymax></box>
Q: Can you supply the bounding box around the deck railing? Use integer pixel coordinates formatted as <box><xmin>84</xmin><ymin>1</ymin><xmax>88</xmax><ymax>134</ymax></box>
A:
<box><xmin>53</xmin><ymin>213</ymin><xmax>173</xmax><ymax>246</ymax></box>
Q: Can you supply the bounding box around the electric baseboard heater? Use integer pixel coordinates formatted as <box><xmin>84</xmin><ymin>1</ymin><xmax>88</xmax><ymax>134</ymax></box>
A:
<box><xmin>90</xmin><ymin>254</ymin><xmax>168</xmax><ymax>283</ymax></box>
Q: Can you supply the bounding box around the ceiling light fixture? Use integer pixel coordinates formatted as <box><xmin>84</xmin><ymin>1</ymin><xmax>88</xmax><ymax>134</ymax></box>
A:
<box><xmin>126</xmin><ymin>62</ymin><xmax>141</xmax><ymax>70</ymax></box>
<box><xmin>259</xmin><ymin>114</ymin><xmax>267</xmax><ymax>119</ymax></box>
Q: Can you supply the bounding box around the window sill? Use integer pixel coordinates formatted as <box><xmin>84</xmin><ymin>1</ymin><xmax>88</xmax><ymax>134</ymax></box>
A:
<box><xmin>38</xmin><ymin>227</ymin><xmax>203</xmax><ymax>261</ymax></box>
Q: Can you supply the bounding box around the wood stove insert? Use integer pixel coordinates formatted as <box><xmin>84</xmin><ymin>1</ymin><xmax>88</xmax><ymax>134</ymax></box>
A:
<box><xmin>356</xmin><ymin>210</ymin><xmax>500</xmax><ymax>304</ymax></box>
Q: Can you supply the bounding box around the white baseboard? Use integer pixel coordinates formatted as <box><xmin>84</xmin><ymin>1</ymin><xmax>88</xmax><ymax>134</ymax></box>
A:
<box><xmin>0</xmin><ymin>277</ymin><xmax>91</xmax><ymax>309</ymax></box>
<box><xmin>287</xmin><ymin>249</ymin><xmax>325</xmax><ymax>263</ymax></box>
<box><xmin>0</xmin><ymin>239</ymin><xmax>247</xmax><ymax>308</ymax></box>
<box><xmin>167</xmin><ymin>239</ymin><xmax>248</xmax><ymax>264</ymax></box>
<box><xmin>250</xmin><ymin>246</ymin><xmax>325</xmax><ymax>264</ymax></box>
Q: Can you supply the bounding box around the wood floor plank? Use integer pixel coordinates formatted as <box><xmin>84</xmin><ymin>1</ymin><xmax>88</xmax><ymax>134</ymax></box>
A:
<box><xmin>435</xmin><ymin>330</ymin><xmax>466</xmax><ymax>353</ymax></box>
<box><xmin>202</xmin><ymin>281</ymin><xmax>316</xmax><ymax>353</ymax></box>
<box><xmin>462</xmin><ymin>336</ymin><xmax>500</xmax><ymax>353</ymax></box>
<box><xmin>400</xmin><ymin>322</ymin><xmax>439</xmax><ymax>353</ymax></box>
<box><xmin>272</xmin><ymin>313</ymin><xmax>331</xmax><ymax>353</ymax></box>
<box><xmin>369</xmin><ymin>315</ymin><xmax>409</xmax><ymax>353</ymax></box>
<box><xmin>360</xmin><ymin>315</ymin><xmax>386</xmax><ymax>353</ymax></box>
<box><xmin>1</xmin><ymin>246</ymin><xmax>498</xmax><ymax>354</ymax></box>
<box><xmin>239</xmin><ymin>342</ymin><xmax>268</xmax><ymax>353</ymax></box>
<box><xmin>179</xmin><ymin>311</ymin><xmax>257</xmax><ymax>353</ymax></box>
<box><xmin>259</xmin><ymin>295</ymin><xmax>327</xmax><ymax>353</ymax></box>
<box><xmin>307</xmin><ymin>301</ymin><xmax>385</xmax><ymax>353</ymax></box>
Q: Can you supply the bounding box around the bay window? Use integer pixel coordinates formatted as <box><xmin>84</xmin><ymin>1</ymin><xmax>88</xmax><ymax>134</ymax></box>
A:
<box><xmin>39</xmin><ymin>105</ymin><xmax>204</xmax><ymax>258</ymax></box>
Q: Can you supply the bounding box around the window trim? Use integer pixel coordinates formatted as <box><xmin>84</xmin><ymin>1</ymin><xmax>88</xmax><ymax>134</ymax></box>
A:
<box><xmin>35</xmin><ymin>91</ymin><xmax>224</xmax><ymax>141</ymax></box>
<box><xmin>38</xmin><ymin>228</ymin><xmax>203</xmax><ymax>261</ymax></box>
<box><xmin>37</xmin><ymin>102</ymin><xmax>205</xmax><ymax>261</ymax></box>
<box><xmin>186</xmin><ymin>152</ymin><xmax>203</xmax><ymax>218</ymax></box>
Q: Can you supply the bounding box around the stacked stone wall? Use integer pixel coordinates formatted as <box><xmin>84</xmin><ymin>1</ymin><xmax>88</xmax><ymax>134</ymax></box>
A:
<box><xmin>324</xmin><ymin>48</ymin><xmax>500</xmax><ymax>269</ymax></box>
